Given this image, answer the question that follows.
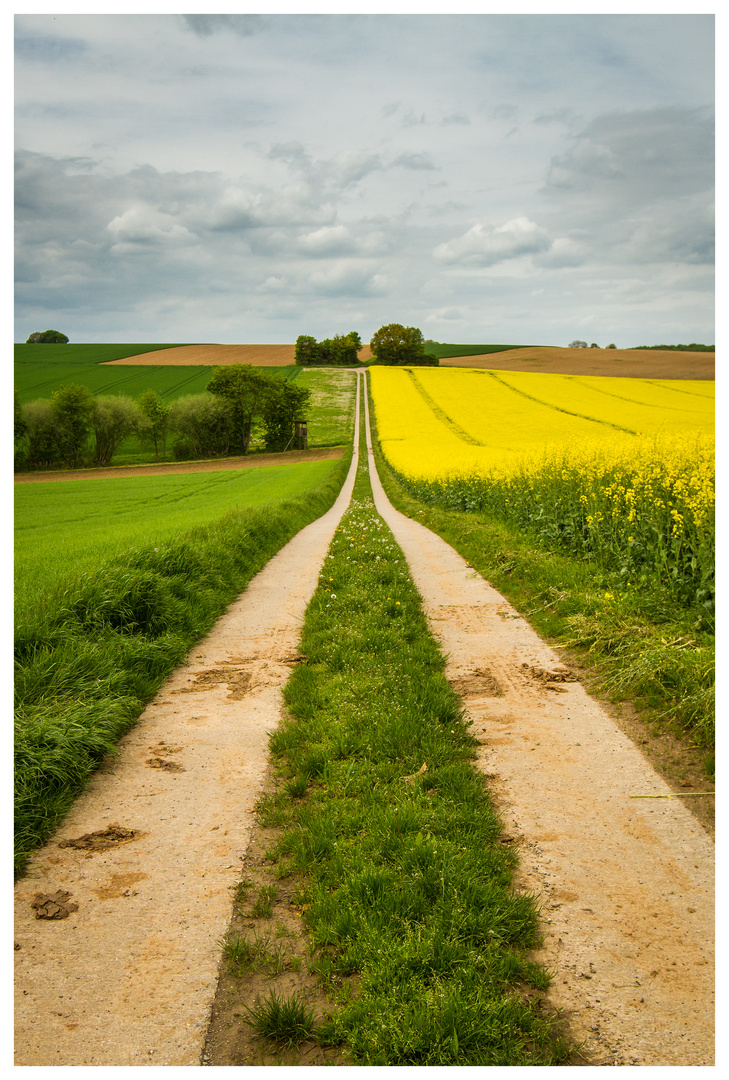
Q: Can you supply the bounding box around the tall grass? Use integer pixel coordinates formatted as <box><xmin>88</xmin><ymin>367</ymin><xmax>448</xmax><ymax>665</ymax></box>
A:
<box><xmin>14</xmin><ymin>453</ymin><xmax>351</xmax><ymax>875</ymax></box>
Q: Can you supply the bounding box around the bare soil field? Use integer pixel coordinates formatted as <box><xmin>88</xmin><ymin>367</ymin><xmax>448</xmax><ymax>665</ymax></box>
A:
<box><xmin>102</xmin><ymin>343</ymin><xmax>376</xmax><ymax>366</ymax></box>
<box><xmin>103</xmin><ymin>343</ymin><xmax>713</xmax><ymax>379</ymax></box>
<box><xmin>103</xmin><ymin>344</ymin><xmax>299</xmax><ymax>366</ymax></box>
<box><xmin>440</xmin><ymin>346</ymin><xmax>714</xmax><ymax>380</ymax></box>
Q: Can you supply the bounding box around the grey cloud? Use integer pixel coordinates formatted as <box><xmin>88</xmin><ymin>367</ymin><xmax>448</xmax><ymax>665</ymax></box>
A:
<box><xmin>442</xmin><ymin>113</ymin><xmax>470</xmax><ymax>126</ymax></box>
<box><xmin>181</xmin><ymin>15</ymin><xmax>265</xmax><ymax>37</ymax></box>
<box><xmin>545</xmin><ymin>107</ymin><xmax>714</xmax><ymax>201</ymax></box>
<box><xmin>269</xmin><ymin>143</ymin><xmax>383</xmax><ymax>191</ymax></box>
<box><xmin>307</xmin><ymin>262</ymin><xmax>386</xmax><ymax>297</ymax></box>
<box><xmin>434</xmin><ymin>216</ymin><xmax>552</xmax><ymax>266</ymax></box>
<box><xmin>490</xmin><ymin>103</ymin><xmax>518</xmax><ymax>122</ymax></box>
<box><xmin>616</xmin><ymin>201</ymin><xmax>714</xmax><ymax>266</ymax></box>
<box><xmin>329</xmin><ymin>152</ymin><xmax>383</xmax><ymax>186</ymax></box>
<box><xmin>392</xmin><ymin>153</ymin><xmax>437</xmax><ymax>171</ymax></box>
<box><xmin>534</xmin><ymin>107</ymin><xmax>579</xmax><ymax>127</ymax></box>
<box><xmin>14</xmin><ymin>31</ymin><xmax>87</xmax><ymax>62</ymax></box>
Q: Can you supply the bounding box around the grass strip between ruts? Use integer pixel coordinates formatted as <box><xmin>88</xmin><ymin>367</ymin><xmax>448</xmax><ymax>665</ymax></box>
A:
<box><xmin>14</xmin><ymin>450</ymin><xmax>352</xmax><ymax>876</ymax></box>
<box><xmin>258</xmin><ymin>415</ymin><xmax>572</xmax><ymax>1065</ymax></box>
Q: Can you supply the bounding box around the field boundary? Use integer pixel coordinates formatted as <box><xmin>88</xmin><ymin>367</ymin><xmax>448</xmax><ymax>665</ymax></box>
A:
<box><xmin>14</xmin><ymin>447</ymin><xmax>345</xmax><ymax>484</ymax></box>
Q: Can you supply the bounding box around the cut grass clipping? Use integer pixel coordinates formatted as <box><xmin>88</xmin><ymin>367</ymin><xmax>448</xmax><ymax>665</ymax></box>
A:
<box><xmin>14</xmin><ymin>452</ymin><xmax>351</xmax><ymax>876</ymax></box>
<box><xmin>258</xmin><ymin>429</ymin><xmax>571</xmax><ymax>1064</ymax></box>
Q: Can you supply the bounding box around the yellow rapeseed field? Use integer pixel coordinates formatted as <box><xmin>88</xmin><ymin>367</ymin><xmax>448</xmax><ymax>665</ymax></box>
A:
<box><xmin>369</xmin><ymin>367</ymin><xmax>714</xmax><ymax>482</ymax></box>
<box><xmin>369</xmin><ymin>365</ymin><xmax>714</xmax><ymax>606</ymax></box>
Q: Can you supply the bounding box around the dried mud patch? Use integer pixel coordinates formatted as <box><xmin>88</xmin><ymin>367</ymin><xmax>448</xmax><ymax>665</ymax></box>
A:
<box><xmin>57</xmin><ymin>825</ymin><xmax>143</xmax><ymax>852</ymax></box>
<box><xmin>171</xmin><ymin>666</ymin><xmax>253</xmax><ymax>700</ymax></box>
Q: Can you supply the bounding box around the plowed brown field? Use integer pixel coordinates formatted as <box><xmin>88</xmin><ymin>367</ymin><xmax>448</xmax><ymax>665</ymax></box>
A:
<box><xmin>103</xmin><ymin>344</ymin><xmax>299</xmax><ymax>366</ymax></box>
<box><xmin>439</xmin><ymin>346</ymin><xmax>714</xmax><ymax>380</ymax></box>
<box><xmin>103</xmin><ymin>343</ymin><xmax>712</xmax><ymax>379</ymax></box>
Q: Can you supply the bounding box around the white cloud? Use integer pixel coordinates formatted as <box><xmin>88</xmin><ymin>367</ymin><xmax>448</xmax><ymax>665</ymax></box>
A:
<box><xmin>298</xmin><ymin>226</ymin><xmax>352</xmax><ymax>257</ymax></box>
<box><xmin>434</xmin><ymin>217</ymin><xmax>551</xmax><ymax>266</ymax></box>
<box><xmin>106</xmin><ymin>204</ymin><xmax>197</xmax><ymax>248</ymax></box>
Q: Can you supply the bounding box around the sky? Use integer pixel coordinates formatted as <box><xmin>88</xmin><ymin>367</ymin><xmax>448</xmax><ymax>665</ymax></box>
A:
<box><xmin>14</xmin><ymin>9</ymin><xmax>715</xmax><ymax>347</ymax></box>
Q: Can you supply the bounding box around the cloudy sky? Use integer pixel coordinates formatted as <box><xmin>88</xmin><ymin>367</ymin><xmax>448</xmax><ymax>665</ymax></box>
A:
<box><xmin>14</xmin><ymin>10</ymin><xmax>715</xmax><ymax>346</ymax></box>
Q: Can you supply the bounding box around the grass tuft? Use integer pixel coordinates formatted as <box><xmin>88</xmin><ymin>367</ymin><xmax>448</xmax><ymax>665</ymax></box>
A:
<box><xmin>242</xmin><ymin>990</ymin><xmax>317</xmax><ymax>1046</ymax></box>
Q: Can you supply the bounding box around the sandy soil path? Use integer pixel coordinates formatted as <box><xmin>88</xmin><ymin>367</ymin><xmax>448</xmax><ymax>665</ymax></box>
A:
<box><xmin>13</xmin><ymin>384</ymin><xmax>361</xmax><ymax>1066</ymax></box>
<box><xmin>363</xmin><ymin>385</ymin><xmax>714</xmax><ymax>1066</ymax></box>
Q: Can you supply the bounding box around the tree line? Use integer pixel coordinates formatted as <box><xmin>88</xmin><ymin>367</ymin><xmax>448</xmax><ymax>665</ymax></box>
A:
<box><xmin>296</xmin><ymin>323</ymin><xmax>439</xmax><ymax>367</ymax></box>
<box><xmin>14</xmin><ymin>366</ymin><xmax>309</xmax><ymax>472</ymax></box>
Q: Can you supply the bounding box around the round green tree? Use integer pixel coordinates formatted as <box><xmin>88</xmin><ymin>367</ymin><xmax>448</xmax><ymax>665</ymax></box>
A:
<box><xmin>369</xmin><ymin>323</ymin><xmax>426</xmax><ymax>365</ymax></box>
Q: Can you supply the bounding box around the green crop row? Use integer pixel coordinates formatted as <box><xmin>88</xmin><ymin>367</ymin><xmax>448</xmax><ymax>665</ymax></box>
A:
<box><xmin>15</xmin><ymin>459</ymin><xmax>343</xmax><ymax>613</ymax></box>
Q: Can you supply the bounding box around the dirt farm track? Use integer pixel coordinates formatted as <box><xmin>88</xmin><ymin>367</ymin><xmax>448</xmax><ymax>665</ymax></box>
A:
<box><xmin>104</xmin><ymin>343</ymin><xmax>714</xmax><ymax>380</ymax></box>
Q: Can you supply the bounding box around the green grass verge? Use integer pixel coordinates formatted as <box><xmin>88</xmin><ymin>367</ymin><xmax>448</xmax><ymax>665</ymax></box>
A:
<box><xmin>256</xmin><ymin>422</ymin><xmax>572</xmax><ymax>1065</ymax></box>
<box><xmin>14</xmin><ymin>450</ymin><xmax>352</xmax><ymax>876</ymax></box>
<box><xmin>15</xmin><ymin>460</ymin><xmax>342</xmax><ymax>612</ymax></box>
<box><xmin>367</xmin><ymin>401</ymin><xmax>714</xmax><ymax>766</ymax></box>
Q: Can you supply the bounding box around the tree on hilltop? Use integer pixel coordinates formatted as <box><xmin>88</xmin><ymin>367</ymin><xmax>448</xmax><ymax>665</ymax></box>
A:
<box><xmin>26</xmin><ymin>330</ymin><xmax>69</xmax><ymax>343</ymax></box>
<box><xmin>295</xmin><ymin>331</ymin><xmax>362</xmax><ymax>366</ymax></box>
<box><xmin>369</xmin><ymin>323</ymin><xmax>438</xmax><ymax>366</ymax></box>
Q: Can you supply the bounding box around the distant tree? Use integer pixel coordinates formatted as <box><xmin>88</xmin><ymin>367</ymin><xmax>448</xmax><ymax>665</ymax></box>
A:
<box><xmin>169</xmin><ymin>394</ymin><xmax>236</xmax><ymax>459</ymax></box>
<box><xmin>50</xmin><ymin>384</ymin><xmax>95</xmax><ymax>466</ymax></box>
<box><xmin>206</xmin><ymin>364</ymin><xmax>272</xmax><ymax>453</ymax></box>
<box><xmin>568</xmin><ymin>340</ymin><xmax>588</xmax><ymax>349</ymax></box>
<box><xmin>295</xmin><ymin>331</ymin><xmax>362</xmax><ymax>366</ymax></box>
<box><xmin>633</xmin><ymin>343</ymin><xmax>714</xmax><ymax>352</ymax></box>
<box><xmin>370</xmin><ymin>324</ymin><xmax>426</xmax><ymax>365</ymax></box>
<box><xmin>26</xmin><ymin>330</ymin><xmax>69</xmax><ymax>344</ymax></box>
<box><xmin>21</xmin><ymin>399</ymin><xmax>58</xmax><ymax>468</ymax></box>
<box><xmin>607</xmin><ymin>343</ymin><xmax>617</xmax><ymax>349</ymax></box>
<box><xmin>261</xmin><ymin>381</ymin><xmax>311</xmax><ymax>451</ymax></box>
<box><xmin>90</xmin><ymin>395</ymin><xmax>139</xmax><ymax>467</ymax></box>
<box><xmin>590</xmin><ymin>343</ymin><xmax>600</xmax><ymax>348</ymax></box>
<box><xmin>15</xmin><ymin>393</ymin><xmax>28</xmax><ymax>469</ymax></box>
<box><xmin>295</xmin><ymin>335</ymin><xmax>319</xmax><ymax>366</ymax></box>
<box><xmin>137</xmin><ymin>389</ymin><xmax>171</xmax><ymax>462</ymax></box>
